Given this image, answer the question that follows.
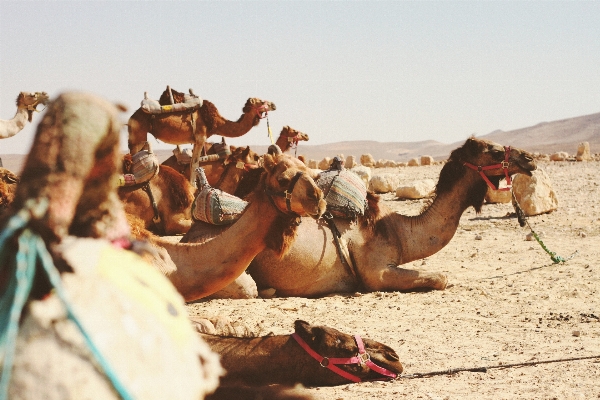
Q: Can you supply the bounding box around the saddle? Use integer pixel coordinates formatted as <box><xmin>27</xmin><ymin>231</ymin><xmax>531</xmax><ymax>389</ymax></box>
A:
<box><xmin>191</xmin><ymin>167</ymin><xmax>248</xmax><ymax>225</ymax></box>
<box><xmin>140</xmin><ymin>85</ymin><xmax>202</xmax><ymax>115</ymax></box>
<box><xmin>316</xmin><ymin>157</ymin><xmax>367</xmax><ymax>219</ymax></box>
<box><xmin>118</xmin><ymin>142</ymin><xmax>159</xmax><ymax>187</ymax></box>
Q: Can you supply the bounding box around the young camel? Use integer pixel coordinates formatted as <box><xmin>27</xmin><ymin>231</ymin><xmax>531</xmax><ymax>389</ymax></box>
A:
<box><xmin>247</xmin><ymin>137</ymin><xmax>537</xmax><ymax>297</ymax></box>
<box><xmin>127</xmin><ymin>86</ymin><xmax>275</xmax><ymax>185</ymax></box>
<box><xmin>1</xmin><ymin>92</ymin><xmax>220</xmax><ymax>400</ymax></box>
<box><xmin>275</xmin><ymin>125</ymin><xmax>310</xmax><ymax>154</ymax></box>
<box><xmin>151</xmin><ymin>152</ymin><xmax>326</xmax><ymax>301</ymax></box>
<box><xmin>201</xmin><ymin>319</ymin><xmax>403</xmax><ymax>388</ymax></box>
<box><xmin>0</xmin><ymin>91</ymin><xmax>49</xmax><ymax>139</ymax></box>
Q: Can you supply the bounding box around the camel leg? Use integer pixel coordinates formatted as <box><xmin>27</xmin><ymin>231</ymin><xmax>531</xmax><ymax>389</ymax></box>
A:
<box><xmin>360</xmin><ymin>264</ymin><xmax>448</xmax><ymax>292</ymax></box>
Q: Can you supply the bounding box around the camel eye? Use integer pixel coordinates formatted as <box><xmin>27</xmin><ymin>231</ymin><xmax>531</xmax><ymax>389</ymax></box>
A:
<box><xmin>277</xmin><ymin>177</ymin><xmax>290</xmax><ymax>187</ymax></box>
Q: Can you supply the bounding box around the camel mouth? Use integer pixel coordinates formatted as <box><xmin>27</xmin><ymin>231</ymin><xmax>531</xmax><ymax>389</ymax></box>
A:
<box><xmin>516</xmin><ymin>155</ymin><xmax>537</xmax><ymax>176</ymax></box>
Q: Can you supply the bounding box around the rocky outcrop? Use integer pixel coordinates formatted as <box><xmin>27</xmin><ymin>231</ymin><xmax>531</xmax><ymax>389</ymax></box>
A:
<box><xmin>396</xmin><ymin>179</ymin><xmax>435</xmax><ymax>199</ymax></box>
<box><xmin>576</xmin><ymin>142</ymin><xmax>591</xmax><ymax>161</ymax></box>
<box><xmin>360</xmin><ymin>153</ymin><xmax>375</xmax><ymax>167</ymax></box>
<box><xmin>369</xmin><ymin>173</ymin><xmax>401</xmax><ymax>193</ymax></box>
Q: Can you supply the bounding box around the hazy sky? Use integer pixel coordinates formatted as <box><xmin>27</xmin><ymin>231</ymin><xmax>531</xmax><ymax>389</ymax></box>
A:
<box><xmin>1</xmin><ymin>1</ymin><xmax>599</xmax><ymax>154</ymax></box>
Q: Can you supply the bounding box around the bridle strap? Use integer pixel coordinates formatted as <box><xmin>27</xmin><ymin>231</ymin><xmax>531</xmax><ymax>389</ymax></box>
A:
<box><xmin>463</xmin><ymin>146</ymin><xmax>512</xmax><ymax>191</ymax></box>
<box><xmin>253</xmin><ymin>102</ymin><xmax>270</xmax><ymax>119</ymax></box>
<box><xmin>291</xmin><ymin>333</ymin><xmax>398</xmax><ymax>383</ymax></box>
<box><xmin>265</xmin><ymin>171</ymin><xmax>303</xmax><ymax>214</ymax></box>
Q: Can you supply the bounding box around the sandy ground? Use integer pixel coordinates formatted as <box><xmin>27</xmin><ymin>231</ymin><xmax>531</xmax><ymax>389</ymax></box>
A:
<box><xmin>187</xmin><ymin>161</ymin><xmax>600</xmax><ymax>399</ymax></box>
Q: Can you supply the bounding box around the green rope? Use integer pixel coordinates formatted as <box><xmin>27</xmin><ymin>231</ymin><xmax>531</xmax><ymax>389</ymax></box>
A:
<box><xmin>512</xmin><ymin>192</ymin><xmax>578</xmax><ymax>264</ymax></box>
<box><xmin>0</xmin><ymin>199</ymin><xmax>135</xmax><ymax>400</ymax></box>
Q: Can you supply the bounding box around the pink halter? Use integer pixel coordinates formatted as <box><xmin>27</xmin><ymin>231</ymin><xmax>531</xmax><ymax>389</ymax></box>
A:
<box><xmin>291</xmin><ymin>333</ymin><xmax>398</xmax><ymax>383</ymax></box>
<box><xmin>463</xmin><ymin>146</ymin><xmax>512</xmax><ymax>191</ymax></box>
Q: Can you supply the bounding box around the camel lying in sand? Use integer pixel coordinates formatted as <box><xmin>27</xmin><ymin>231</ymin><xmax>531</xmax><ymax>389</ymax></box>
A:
<box><xmin>1</xmin><ymin>92</ymin><xmax>221</xmax><ymax>400</ymax></box>
<box><xmin>127</xmin><ymin>86</ymin><xmax>275</xmax><ymax>185</ymax></box>
<box><xmin>0</xmin><ymin>91</ymin><xmax>49</xmax><ymax>139</ymax></box>
<box><xmin>184</xmin><ymin>137</ymin><xmax>537</xmax><ymax>297</ymax></box>
<box><xmin>202</xmin><ymin>319</ymin><xmax>402</xmax><ymax>388</ymax></box>
<box><xmin>148</xmin><ymin>152</ymin><xmax>326</xmax><ymax>301</ymax></box>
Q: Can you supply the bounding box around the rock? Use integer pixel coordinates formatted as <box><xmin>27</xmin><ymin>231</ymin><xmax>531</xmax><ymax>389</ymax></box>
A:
<box><xmin>395</xmin><ymin>179</ymin><xmax>435</xmax><ymax>199</ymax></box>
<box><xmin>205</xmin><ymin>272</ymin><xmax>258</xmax><ymax>299</ymax></box>
<box><xmin>369</xmin><ymin>174</ymin><xmax>401</xmax><ymax>193</ymax></box>
<box><xmin>350</xmin><ymin>165</ymin><xmax>372</xmax><ymax>185</ymax></box>
<box><xmin>420</xmin><ymin>155</ymin><xmax>434</xmax><ymax>166</ymax></box>
<box><xmin>259</xmin><ymin>288</ymin><xmax>277</xmax><ymax>299</ymax></box>
<box><xmin>375</xmin><ymin>159</ymin><xmax>387</xmax><ymax>168</ymax></box>
<box><xmin>407</xmin><ymin>158</ymin><xmax>420</xmax><ymax>166</ymax></box>
<box><xmin>345</xmin><ymin>155</ymin><xmax>356</xmax><ymax>168</ymax></box>
<box><xmin>384</xmin><ymin>160</ymin><xmax>397</xmax><ymax>168</ymax></box>
<box><xmin>318</xmin><ymin>157</ymin><xmax>331</xmax><ymax>170</ymax></box>
<box><xmin>512</xmin><ymin>168</ymin><xmax>558</xmax><ymax>216</ymax></box>
<box><xmin>307</xmin><ymin>159</ymin><xmax>318</xmax><ymax>169</ymax></box>
<box><xmin>576</xmin><ymin>142</ymin><xmax>591</xmax><ymax>161</ymax></box>
<box><xmin>550</xmin><ymin>152</ymin><xmax>569</xmax><ymax>161</ymax></box>
<box><xmin>360</xmin><ymin>154</ymin><xmax>375</xmax><ymax>167</ymax></box>
<box><xmin>485</xmin><ymin>187</ymin><xmax>512</xmax><ymax>203</ymax></box>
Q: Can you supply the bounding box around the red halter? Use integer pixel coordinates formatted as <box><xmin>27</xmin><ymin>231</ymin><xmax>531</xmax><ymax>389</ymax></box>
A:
<box><xmin>463</xmin><ymin>146</ymin><xmax>512</xmax><ymax>191</ymax></box>
<box><xmin>291</xmin><ymin>333</ymin><xmax>398</xmax><ymax>383</ymax></box>
<box><xmin>253</xmin><ymin>102</ymin><xmax>270</xmax><ymax>119</ymax></box>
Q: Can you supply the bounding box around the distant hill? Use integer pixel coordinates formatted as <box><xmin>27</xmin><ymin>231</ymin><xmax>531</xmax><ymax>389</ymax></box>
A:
<box><xmin>3</xmin><ymin>111</ymin><xmax>599</xmax><ymax>172</ymax></box>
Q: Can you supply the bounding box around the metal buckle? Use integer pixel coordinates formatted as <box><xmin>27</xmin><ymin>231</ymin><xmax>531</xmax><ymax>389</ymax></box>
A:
<box><xmin>284</xmin><ymin>190</ymin><xmax>292</xmax><ymax>200</ymax></box>
<box><xmin>236</xmin><ymin>161</ymin><xmax>245</xmax><ymax>169</ymax></box>
<box><xmin>501</xmin><ymin>161</ymin><xmax>510</xmax><ymax>168</ymax></box>
<box><xmin>358</xmin><ymin>352</ymin><xmax>370</xmax><ymax>365</ymax></box>
<box><xmin>320</xmin><ymin>357</ymin><xmax>330</xmax><ymax>367</ymax></box>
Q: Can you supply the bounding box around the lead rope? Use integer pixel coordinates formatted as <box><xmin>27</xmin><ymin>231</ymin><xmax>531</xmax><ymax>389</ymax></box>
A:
<box><xmin>266</xmin><ymin>113</ymin><xmax>274</xmax><ymax>145</ymax></box>
<box><xmin>0</xmin><ymin>198</ymin><xmax>135</xmax><ymax>400</ymax></box>
<box><xmin>511</xmin><ymin>191</ymin><xmax>578</xmax><ymax>264</ymax></box>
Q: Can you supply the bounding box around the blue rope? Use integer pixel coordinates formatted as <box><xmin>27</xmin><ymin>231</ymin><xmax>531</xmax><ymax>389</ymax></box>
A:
<box><xmin>0</xmin><ymin>199</ymin><xmax>135</xmax><ymax>400</ymax></box>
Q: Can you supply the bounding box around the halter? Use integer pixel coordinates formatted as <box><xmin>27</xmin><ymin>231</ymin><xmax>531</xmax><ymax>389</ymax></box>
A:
<box><xmin>265</xmin><ymin>171</ymin><xmax>304</xmax><ymax>215</ymax></box>
<box><xmin>291</xmin><ymin>333</ymin><xmax>398</xmax><ymax>383</ymax></box>
<box><xmin>253</xmin><ymin>102</ymin><xmax>270</xmax><ymax>119</ymax></box>
<box><xmin>463</xmin><ymin>146</ymin><xmax>512</xmax><ymax>191</ymax></box>
<box><xmin>25</xmin><ymin>93</ymin><xmax>47</xmax><ymax>112</ymax></box>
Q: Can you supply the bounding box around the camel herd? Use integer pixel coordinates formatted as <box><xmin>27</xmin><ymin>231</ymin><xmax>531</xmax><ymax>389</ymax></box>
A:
<box><xmin>0</xmin><ymin>90</ymin><xmax>537</xmax><ymax>399</ymax></box>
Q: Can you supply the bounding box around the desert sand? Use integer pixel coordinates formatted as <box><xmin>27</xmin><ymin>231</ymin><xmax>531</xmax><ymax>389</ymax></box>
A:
<box><xmin>188</xmin><ymin>160</ymin><xmax>600</xmax><ymax>399</ymax></box>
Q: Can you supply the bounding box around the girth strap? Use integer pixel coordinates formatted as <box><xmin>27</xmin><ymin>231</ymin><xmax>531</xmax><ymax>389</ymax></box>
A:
<box><xmin>322</xmin><ymin>212</ymin><xmax>358</xmax><ymax>281</ymax></box>
<box><xmin>141</xmin><ymin>183</ymin><xmax>162</xmax><ymax>229</ymax></box>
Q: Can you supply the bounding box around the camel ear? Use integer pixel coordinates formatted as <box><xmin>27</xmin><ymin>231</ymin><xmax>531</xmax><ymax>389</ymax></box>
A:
<box><xmin>241</xmin><ymin>146</ymin><xmax>250</xmax><ymax>157</ymax></box>
<box><xmin>262</xmin><ymin>154</ymin><xmax>276</xmax><ymax>172</ymax></box>
<box><xmin>294</xmin><ymin>320</ymin><xmax>314</xmax><ymax>337</ymax></box>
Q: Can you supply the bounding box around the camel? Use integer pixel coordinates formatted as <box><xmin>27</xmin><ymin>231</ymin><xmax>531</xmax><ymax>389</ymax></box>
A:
<box><xmin>201</xmin><ymin>319</ymin><xmax>402</xmax><ymax>388</ymax></box>
<box><xmin>149</xmin><ymin>152</ymin><xmax>326</xmax><ymax>301</ymax></box>
<box><xmin>161</xmin><ymin>142</ymin><xmax>261</xmax><ymax>192</ymax></box>
<box><xmin>275</xmin><ymin>125</ymin><xmax>310</xmax><ymax>154</ymax></box>
<box><xmin>0</xmin><ymin>91</ymin><xmax>49</xmax><ymax>139</ymax></box>
<box><xmin>127</xmin><ymin>86</ymin><xmax>275</xmax><ymax>185</ymax></box>
<box><xmin>1</xmin><ymin>92</ymin><xmax>221</xmax><ymax>399</ymax></box>
<box><xmin>0</xmin><ymin>167</ymin><xmax>19</xmax><ymax>210</ymax></box>
<box><xmin>247</xmin><ymin>137</ymin><xmax>537</xmax><ymax>297</ymax></box>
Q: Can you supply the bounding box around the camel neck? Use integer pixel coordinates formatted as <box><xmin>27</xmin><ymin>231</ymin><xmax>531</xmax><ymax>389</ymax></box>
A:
<box><xmin>0</xmin><ymin>107</ymin><xmax>28</xmax><ymax>139</ymax></box>
<box><xmin>389</xmin><ymin>172</ymin><xmax>483</xmax><ymax>264</ymax></box>
<box><xmin>158</xmin><ymin>191</ymin><xmax>282</xmax><ymax>301</ymax></box>
<box><xmin>209</xmin><ymin>111</ymin><xmax>258</xmax><ymax>139</ymax></box>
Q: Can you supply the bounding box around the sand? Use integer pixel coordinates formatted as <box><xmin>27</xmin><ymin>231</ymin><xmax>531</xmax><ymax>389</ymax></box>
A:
<box><xmin>188</xmin><ymin>160</ymin><xmax>600</xmax><ymax>399</ymax></box>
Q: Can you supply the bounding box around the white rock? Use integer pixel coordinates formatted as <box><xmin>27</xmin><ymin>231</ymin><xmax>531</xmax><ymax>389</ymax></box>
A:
<box><xmin>395</xmin><ymin>179</ymin><xmax>435</xmax><ymax>199</ymax></box>
<box><xmin>512</xmin><ymin>168</ymin><xmax>558</xmax><ymax>216</ymax></box>
<box><xmin>550</xmin><ymin>151</ymin><xmax>569</xmax><ymax>161</ymax></box>
<box><xmin>369</xmin><ymin>174</ymin><xmax>401</xmax><ymax>193</ymax></box>
<box><xmin>360</xmin><ymin>154</ymin><xmax>375</xmax><ymax>167</ymax></box>
<box><xmin>350</xmin><ymin>165</ymin><xmax>372</xmax><ymax>185</ymax></box>
<box><xmin>407</xmin><ymin>158</ymin><xmax>420</xmax><ymax>166</ymax></box>
<box><xmin>576</xmin><ymin>142</ymin><xmax>591</xmax><ymax>161</ymax></box>
<box><xmin>345</xmin><ymin>155</ymin><xmax>356</xmax><ymax>169</ymax></box>
<box><xmin>485</xmin><ymin>187</ymin><xmax>512</xmax><ymax>204</ymax></box>
<box><xmin>318</xmin><ymin>157</ymin><xmax>331</xmax><ymax>170</ymax></box>
<box><xmin>420</xmin><ymin>155</ymin><xmax>434</xmax><ymax>166</ymax></box>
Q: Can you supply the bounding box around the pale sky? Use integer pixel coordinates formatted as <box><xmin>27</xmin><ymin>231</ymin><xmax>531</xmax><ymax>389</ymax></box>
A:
<box><xmin>1</xmin><ymin>1</ymin><xmax>599</xmax><ymax>154</ymax></box>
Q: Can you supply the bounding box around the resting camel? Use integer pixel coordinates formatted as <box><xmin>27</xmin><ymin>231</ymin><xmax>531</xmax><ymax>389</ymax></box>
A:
<box><xmin>202</xmin><ymin>319</ymin><xmax>402</xmax><ymax>388</ymax></box>
<box><xmin>0</xmin><ymin>91</ymin><xmax>49</xmax><ymax>139</ymax></box>
<box><xmin>161</xmin><ymin>143</ymin><xmax>261</xmax><ymax>192</ymax></box>
<box><xmin>1</xmin><ymin>92</ymin><xmax>221</xmax><ymax>399</ymax></box>
<box><xmin>150</xmin><ymin>152</ymin><xmax>326</xmax><ymax>301</ymax></box>
<box><xmin>127</xmin><ymin>86</ymin><xmax>275</xmax><ymax>185</ymax></box>
<box><xmin>0</xmin><ymin>167</ymin><xmax>19</xmax><ymax>210</ymax></box>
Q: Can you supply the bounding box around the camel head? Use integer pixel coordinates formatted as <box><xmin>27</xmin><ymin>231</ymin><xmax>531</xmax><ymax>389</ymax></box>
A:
<box><xmin>280</xmin><ymin>125</ymin><xmax>310</xmax><ymax>143</ymax></box>
<box><xmin>292</xmin><ymin>320</ymin><xmax>403</xmax><ymax>384</ymax></box>
<box><xmin>261</xmin><ymin>152</ymin><xmax>326</xmax><ymax>220</ymax></box>
<box><xmin>243</xmin><ymin>98</ymin><xmax>276</xmax><ymax>126</ymax></box>
<box><xmin>13</xmin><ymin>92</ymin><xmax>129</xmax><ymax>243</ymax></box>
<box><xmin>437</xmin><ymin>137</ymin><xmax>536</xmax><ymax>212</ymax></box>
<box><xmin>227</xmin><ymin>145</ymin><xmax>261</xmax><ymax>168</ymax></box>
<box><xmin>17</xmin><ymin>91</ymin><xmax>50</xmax><ymax>122</ymax></box>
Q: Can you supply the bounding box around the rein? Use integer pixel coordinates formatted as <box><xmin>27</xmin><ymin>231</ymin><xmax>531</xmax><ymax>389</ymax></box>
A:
<box><xmin>463</xmin><ymin>146</ymin><xmax>512</xmax><ymax>191</ymax></box>
<box><xmin>291</xmin><ymin>333</ymin><xmax>398</xmax><ymax>383</ymax></box>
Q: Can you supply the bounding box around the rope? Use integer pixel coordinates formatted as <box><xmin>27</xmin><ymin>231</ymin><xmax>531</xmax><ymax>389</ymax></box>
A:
<box><xmin>512</xmin><ymin>192</ymin><xmax>578</xmax><ymax>264</ymax></box>
<box><xmin>0</xmin><ymin>199</ymin><xmax>135</xmax><ymax>400</ymax></box>
<box><xmin>400</xmin><ymin>354</ymin><xmax>600</xmax><ymax>379</ymax></box>
<box><xmin>266</xmin><ymin>113</ymin><xmax>274</xmax><ymax>145</ymax></box>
